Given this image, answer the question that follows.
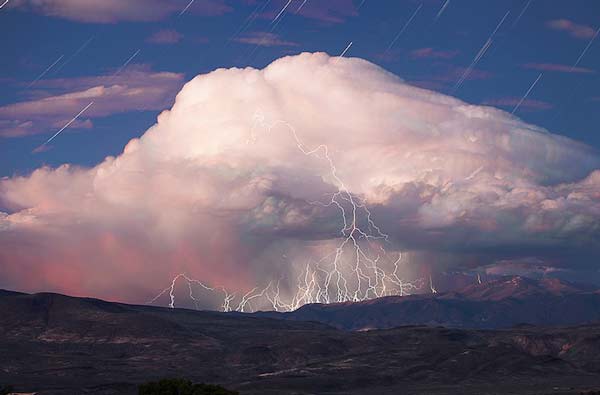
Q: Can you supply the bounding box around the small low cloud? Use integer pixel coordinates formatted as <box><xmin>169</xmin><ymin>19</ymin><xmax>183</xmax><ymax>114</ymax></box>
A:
<box><xmin>147</xmin><ymin>29</ymin><xmax>183</xmax><ymax>45</ymax></box>
<box><xmin>234</xmin><ymin>32</ymin><xmax>298</xmax><ymax>47</ymax></box>
<box><xmin>410</xmin><ymin>47</ymin><xmax>459</xmax><ymax>60</ymax></box>
<box><xmin>547</xmin><ymin>19</ymin><xmax>597</xmax><ymax>39</ymax></box>
<box><xmin>484</xmin><ymin>258</ymin><xmax>566</xmax><ymax>278</ymax></box>
<box><xmin>295</xmin><ymin>0</ymin><xmax>358</xmax><ymax>23</ymax></box>
<box><xmin>523</xmin><ymin>63</ymin><xmax>594</xmax><ymax>74</ymax></box>
<box><xmin>7</xmin><ymin>0</ymin><xmax>232</xmax><ymax>23</ymax></box>
<box><xmin>254</xmin><ymin>0</ymin><xmax>358</xmax><ymax>24</ymax></box>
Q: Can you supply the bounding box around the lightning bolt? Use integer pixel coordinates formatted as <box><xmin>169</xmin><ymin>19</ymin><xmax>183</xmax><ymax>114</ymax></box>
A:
<box><xmin>429</xmin><ymin>275</ymin><xmax>437</xmax><ymax>294</ymax></box>
<box><xmin>149</xmin><ymin>109</ymin><xmax>424</xmax><ymax>312</ymax></box>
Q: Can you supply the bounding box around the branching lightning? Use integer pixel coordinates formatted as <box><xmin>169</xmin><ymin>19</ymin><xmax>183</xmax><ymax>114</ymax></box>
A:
<box><xmin>149</xmin><ymin>110</ymin><xmax>426</xmax><ymax>312</ymax></box>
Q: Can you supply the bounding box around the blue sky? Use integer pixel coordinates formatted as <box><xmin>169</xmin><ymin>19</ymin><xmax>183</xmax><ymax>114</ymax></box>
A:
<box><xmin>1</xmin><ymin>0</ymin><xmax>599</xmax><ymax>177</ymax></box>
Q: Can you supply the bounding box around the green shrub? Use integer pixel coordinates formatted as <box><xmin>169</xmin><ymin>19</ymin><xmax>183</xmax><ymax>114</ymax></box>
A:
<box><xmin>138</xmin><ymin>378</ymin><xmax>238</xmax><ymax>395</ymax></box>
<box><xmin>0</xmin><ymin>385</ymin><xmax>13</xmax><ymax>395</ymax></box>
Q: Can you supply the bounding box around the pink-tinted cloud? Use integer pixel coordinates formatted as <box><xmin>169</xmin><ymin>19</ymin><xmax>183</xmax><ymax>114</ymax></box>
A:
<box><xmin>234</xmin><ymin>32</ymin><xmax>298</xmax><ymax>47</ymax></box>
<box><xmin>446</xmin><ymin>66</ymin><xmax>493</xmax><ymax>81</ymax></box>
<box><xmin>410</xmin><ymin>47</ymin><xmax>459</xmax><ymax>60</ymax></box>
<box><xmin>8</xmin><ymin>0</ymin><xmax>232</xmax><ymax>23</ymax></box>
<box><xmin>484</xmin><ymin>258</ymin><xmax>566</xmax><ymax>279</ymax></box>
<box><xmin>404</xmin><ymin>65</ymin><xmax>493</xmax><ymax>91</ymax></box>
<box><xmin>296</xmin><ymin>0</ymin><xmax>357</xmax><ymax>23</ymax></box>
<box><xmin>0</xmin><ymin>53</ymin><xmax>598</xmax><ymax>308</ymax></box>
<box><xmin>0</xmin><ymin>65</ymin><xmax>184</xmax><ymax>137</ymax></box>
<box><xmin>258</xmin><ymin>0</ymin><xmax>357</xmax><ymax>24</ymax></box>
<box><xmin>547</xmin><ymin>19</ymin><xmax>597</xmax><ymax>39</ymax></box>
<box><xmin>147</xmin><ymin>29</ymin><xmax>183</xmax><ymax>44</ymax></box>
<box><xmin>483</xmin><ymin>97</ymin><xmax>554</xmax><ymax>111</ymax></box>
<box><xmin>375</xmin><ymin>50</ymin><xmax>490</xmax><ymax>87</ymax></box>
<box><xmin>523</xmin><ymin>63</ymin><xmax>595</xmax><ymax>74</ymax></box>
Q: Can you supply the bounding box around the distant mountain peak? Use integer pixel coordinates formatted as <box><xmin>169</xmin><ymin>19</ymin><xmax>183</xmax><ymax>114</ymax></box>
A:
<box><xmin>454</xmin><ymin>275</ymin><xmax>591</xmax><ymax>301</ymax></box>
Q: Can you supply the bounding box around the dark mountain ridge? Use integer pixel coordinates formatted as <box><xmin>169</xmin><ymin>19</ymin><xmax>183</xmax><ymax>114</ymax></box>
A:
<box><xmin>252</xmin><ymin>276</ymin><xmax>600</xmax><ymax>330</ymax></box>
<box><xmin>2</xmin><ymin>283</ymin><xmax>600</xmax><ymax>394</ymax></box>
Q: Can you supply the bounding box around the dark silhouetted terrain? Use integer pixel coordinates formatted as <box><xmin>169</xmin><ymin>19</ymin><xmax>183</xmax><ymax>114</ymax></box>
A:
<box><xmin>254</xmin><ymin>276</ymin><xmax>600</xmax><ymax>330</ymax></box>
<box><xmin>2</xmin><ymin>284</ymin><xmax>600</xmax><ymax>394</ymax></box>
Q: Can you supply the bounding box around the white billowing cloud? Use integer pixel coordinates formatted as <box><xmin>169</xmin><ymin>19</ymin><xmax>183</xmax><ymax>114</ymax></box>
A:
<box><xmin>0</xmin><ymin>52</ymin><xmax>599</xmax><ymax>304</ymax></box>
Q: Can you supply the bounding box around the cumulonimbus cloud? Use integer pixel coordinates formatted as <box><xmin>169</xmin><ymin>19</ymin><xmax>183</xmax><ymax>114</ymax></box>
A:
<box><xmin>0</xmin><ymin>53</ymin><xmax>598</xmax><ymax>305</ymax></box>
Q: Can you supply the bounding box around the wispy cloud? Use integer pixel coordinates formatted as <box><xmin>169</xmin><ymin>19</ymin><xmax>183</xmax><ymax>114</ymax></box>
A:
<box><xmin>7</xmin><ymin>0</ymin><xmax>232</xmax><ymax>23</ymax></box>
<box><xmin>523</xmin><ymin>63</ymin><xmax>595</xmax><ymax>74</ymax></box>
<box><xmin>261</xmin><ymin>0</ymin><xmax>358</xmax><ymax>24</ymax></box>
<box><xmin>0</xmin><ymin>65</ymin><xmax>184</xmax><ymax>138</ymax></box>
<box><xmin>147</xmin><ymin>29</ymin><xmax>183</xmax><ymax>45</ymax></box>
<box><xmin>547</xmin><ymin>19</ymin><xmax>597</xmax><ymax>39</ymax></box>
<box><xmin>234</xmin><ymin>32</ymin><xmax>298</xmax><ymax>47</ymax></box>
<box><xmin>410</xmin><ymin>47</ymin><xmax>459</xmax><ymax>60</ymax></box>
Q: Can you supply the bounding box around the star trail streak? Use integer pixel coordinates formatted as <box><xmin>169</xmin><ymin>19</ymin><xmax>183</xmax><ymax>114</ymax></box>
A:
<box><xmin>571</xmin><ymin>26</ymin><xmax>600</xmax><ymax>71</ymax></box>
<box><xmin>454</xmin><ymin>10</ymin><xmax>510</xmax><ymax>91</ymax></box>
<box><xmin>386</xmin><ymin>4</ymin><xmax>422</xmax><ymax>52</ymax></box>
<box><xmin>35</xmin><ymin>101</ymin><xmax>94</xmax><ymax>151</ymax></box>
<box><xmin>27</xmin><ymin>55</ymin><xmax>64</xmax><ymax>88</ymax></box>
<box><xmin>512</xmin><ymin>73</ymin><xmax>543</xmax><ymax>114</ymax></box>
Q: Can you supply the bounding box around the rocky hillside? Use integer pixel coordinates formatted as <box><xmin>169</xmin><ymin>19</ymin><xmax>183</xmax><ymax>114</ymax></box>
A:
<box><xmin>255</xmin><ymin>276</ymin><xmax>600</xmax><ymax>330</ymax></box>
<box><xmin>2</xmin><ymin>288</ymin><xmax>600</xmax><ymax>394</ymax></box>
